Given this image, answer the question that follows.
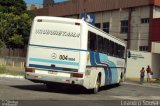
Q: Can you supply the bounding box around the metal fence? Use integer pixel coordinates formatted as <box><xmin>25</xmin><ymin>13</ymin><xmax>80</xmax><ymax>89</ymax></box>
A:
<box><xmin>0</xmin><ymin>48</ymin><xmax>26</xmax><ymax>57</ymax></box>
<box><xmin>0</xmin><ymin>56</ymin><xmax>25</xmax><ymax>69</ymax></box>
<box><xmin>0</xmin><ymin>48</ymin><xmax>26</xmax><ymax>71</ymax></box>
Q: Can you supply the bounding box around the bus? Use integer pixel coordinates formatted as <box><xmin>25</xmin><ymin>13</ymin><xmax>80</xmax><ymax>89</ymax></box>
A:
<box><xmin>25</xmin><ymin>16</ymin><xmax>126</xmax><ymax>93</ymax></box>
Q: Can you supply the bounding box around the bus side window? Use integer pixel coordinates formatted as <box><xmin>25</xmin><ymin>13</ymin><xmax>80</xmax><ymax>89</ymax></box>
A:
<box><xmin>88</xmin><ymin>32</ymin><xmax>90</xmax><ymax>50</ymax></box>
<box><xmin>114</xmin><ymin>43</ymin><xmax>116</xmax><ymax>57</ymax></box>
<box><xmin>109</xmin><ymin>41</ymin><xmax>114</xmax><ymax>56</ymax></box>
<box><xmin>121</xmin><ymin>46</ymin><xmax>125</xmax><ymax>58</ymax></box>
<box><xmin>108</xmin><ymin>40</ymin><xmax>111</xmax><ymax>55</ymax></box>
<box><xmin>119</xmin><ymin>46</ymin><xmax>125</xmax><ymax>58</ymax></box>
<box><xmin>103</xmin><ymin>38</ymin><xmax>109</xmax><ymax>54</ymax></box>
<box><xmin>97</xmin><ymin>36</ymin><xmax>103</xmax><ymax>53</ymax></box>
<box><xmin>88</xmin><ymin>31</ymin><xmax>97</xmax><ymax>51</ymax></box>
<box><xmin>117</xmin><ymin>45</ymin><xmax>121</xmax><ymax>58</ymax></box>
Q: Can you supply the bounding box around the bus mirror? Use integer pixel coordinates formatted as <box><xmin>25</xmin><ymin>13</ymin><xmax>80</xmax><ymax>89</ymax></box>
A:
<box><xmin>128</xmin><ymin>51</ymin><xmax>131</xmax><ymax>58</ymax></box>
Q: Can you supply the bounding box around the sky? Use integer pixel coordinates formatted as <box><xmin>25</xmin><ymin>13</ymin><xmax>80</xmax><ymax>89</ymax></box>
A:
<box><xmin>24</xmin><ymin>0</ymin><xmax>66</xmax><ymax>4</ymax></box>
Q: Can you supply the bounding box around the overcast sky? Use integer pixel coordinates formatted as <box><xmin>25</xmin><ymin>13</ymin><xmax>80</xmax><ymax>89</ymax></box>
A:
<box><xmin>24</xmin><ymin>0</ymin><xmax>66</xmax><ymax>4</ymax></box>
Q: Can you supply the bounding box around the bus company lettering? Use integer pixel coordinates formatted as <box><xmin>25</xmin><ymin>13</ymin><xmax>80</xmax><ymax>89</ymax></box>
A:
<box><xmin>35</xmin><ymin>29</ymin><xmax>80</xmax><ymax>38</ymax></box>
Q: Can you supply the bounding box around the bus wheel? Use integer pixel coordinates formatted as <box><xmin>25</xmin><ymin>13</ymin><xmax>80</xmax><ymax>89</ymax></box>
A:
<box><xmin>117</xmin><ymin>73</ymin><xmax>123</xmax><ymax>86</ymax></box>
<box><xmin>93</xmin><ymin>76</ymin><xmax>101</xmax><ymax>94</ymax></box>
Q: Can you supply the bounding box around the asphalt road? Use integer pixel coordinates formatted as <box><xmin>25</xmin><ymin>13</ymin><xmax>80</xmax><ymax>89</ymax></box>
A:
<box><xmin>0</xmin><ymin>78</ymin><xmax>160</xmax><ymax>106</ymax></box>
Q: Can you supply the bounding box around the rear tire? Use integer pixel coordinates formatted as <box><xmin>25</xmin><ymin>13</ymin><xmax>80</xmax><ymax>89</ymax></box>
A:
<box><xmin>118</xmin><ymin>72</ymin><xmax>123</xmax><ymax>86</ymax></box>
<box><xmin>93</xmin><ymin>76</ymin><xmax>101</xmax><ymax>94</ymax></box>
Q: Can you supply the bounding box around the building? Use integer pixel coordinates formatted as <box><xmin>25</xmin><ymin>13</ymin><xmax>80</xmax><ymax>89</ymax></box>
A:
<box><xmin>31</xmin><ymin>0</ymin><xmax>160</xmax><ymax>53</ymax></box>
<box><xmin>126</xmin><ymin>50</ymin><xmax>160</xmax><ymax>79</ymax></box>
<box><xmin>27</xmin><ymin>4</ymin><xmax>43</xmax><ymax>10</ymax></box>
<box><xmin>43</xmin><ymin>0</ymin><xmax>55</xmax><ymax>7</ymax></box>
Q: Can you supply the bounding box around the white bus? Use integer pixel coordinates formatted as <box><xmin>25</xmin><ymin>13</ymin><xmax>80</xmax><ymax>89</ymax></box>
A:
<box><xmin>25</xmin><ymin>16</ymin><xmax>126</xmax><ymax>93</ymax></box>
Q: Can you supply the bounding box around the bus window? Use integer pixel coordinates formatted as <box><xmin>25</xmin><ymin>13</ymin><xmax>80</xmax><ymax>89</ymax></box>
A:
<box><xmin>109</xmin><ymin>41</ymin><xmax>114</xmax><ymax>56</ymax></box>
<box><xmin>88</xmin><ymin>33</ymin><xmax>90</xmax><ymax>50</ymax></box>
<box><xmin>104</xmin><ymin>38</ymin><xmax>109</xmax><ymax>54</ymax></box>
<box><xmin>114</xmin><ymin>43</ymin><xmax>118</xmax><ymax>57</ymax></box>
<box><xmin>121</xmin><ymin>46</ymin><xmax>125</xmax><ymax>58</ymax></box>
<box><xmin>97</xmin><ymin>36</ymin><xmax>103</xmax><ymax>53</ymax></box>
<box><xmin>88</xmin><ymin>31</ymin><xmax>97</xmax><ymax>51</ymax></box>
<box><xmin>117</xmin><ymin>45</ymin><xmax>121</xmax><ymax>58</ymax></box>
<box><xmin>119</xmin><ymin>46</ymin><xmax>125</xmax><ymax>58</ymax></box>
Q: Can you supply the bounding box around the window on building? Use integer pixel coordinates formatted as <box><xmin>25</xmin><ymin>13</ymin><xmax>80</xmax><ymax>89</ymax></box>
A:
<box><xmin>95</xmin><ymin>23</ymin><xmax>101</xmax><ymax>29</ymax></box>
<box><xmin>139</xmin><ymin>46</ymin><xmax>148</xmax><ymax>51</ymax></box>
<box><xmin>121</xmin><ymin>20</ymin><xmax>128</xmax><ymax>33</ymax></box>
<box><xmin>103</xmin><ymin>22</ymin><xmax>110</xmax><ymax>33</ymax></box>
<box><xmin>141</xmin><ymin>18</ymin><xmax>150</xmax><ymax>24</ymax></box>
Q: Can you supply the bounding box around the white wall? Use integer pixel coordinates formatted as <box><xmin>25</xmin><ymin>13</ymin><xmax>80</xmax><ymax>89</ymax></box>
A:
<box><xmin>152</xmin><ymin>42</ymin><xmax>160</xmax><ymax>54</ymax></box>
<box><xmin>153</xmin><ymin>6</ymin><xmax>160</xmax><ymax>18</ymax></box>
<box><xmin>126</xmin><ymin>50</ymin><xmax>152</xmax><ymax>78</ymax></box>
<box><xmin>152</xmin><ymin>53</ymin><xmax>160</xmax><ymax>78</ymax></box>
<box><xmin>126</xmin><ymin>50</ymin><xmax>160</xmax><ymax>79</ymax></box>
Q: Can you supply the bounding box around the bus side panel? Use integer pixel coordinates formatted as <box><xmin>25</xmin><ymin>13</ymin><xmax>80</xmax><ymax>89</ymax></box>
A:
<box><xmin>83</xmin><ymin>67</ymin><xmax>104</xmax><ymax>89</ymax></box>
<box><xmin>87</xmin><ymin>51</ymin><xmax>125</xmax><ymax>86</ymax></box>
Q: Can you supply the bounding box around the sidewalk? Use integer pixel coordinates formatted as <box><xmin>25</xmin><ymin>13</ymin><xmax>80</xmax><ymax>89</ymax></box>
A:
<box><xmin>123</xmin><ymin>79</ymin><xmax>160</xmax><ymax>88</ymax></box>
<box><xmin>0</xmin><ymin>74</ymin><xmax>24</xmax><ymax>79</ymax></box>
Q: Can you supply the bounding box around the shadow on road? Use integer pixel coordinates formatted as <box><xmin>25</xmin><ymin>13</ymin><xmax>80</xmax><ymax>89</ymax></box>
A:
<box><xmin>10</xmin><ymin>83</ymin><xmax>119</xmax><ymax>94</ymax></box>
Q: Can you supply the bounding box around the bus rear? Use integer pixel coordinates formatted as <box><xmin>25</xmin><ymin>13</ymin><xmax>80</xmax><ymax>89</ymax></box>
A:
<box><xmin>25</xmin><ymin>16</ymin><xmax>88</xmax><ymax>87</ymax></box>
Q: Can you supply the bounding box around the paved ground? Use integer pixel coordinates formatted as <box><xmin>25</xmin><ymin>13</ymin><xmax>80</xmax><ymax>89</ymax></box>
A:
<box><xmin>0</xmin><ymin>77</ymin><xmax>160</xmax><ymax>106</ymax></box>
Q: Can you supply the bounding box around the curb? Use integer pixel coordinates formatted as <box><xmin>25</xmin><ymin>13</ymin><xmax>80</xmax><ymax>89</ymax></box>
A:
<box><xmin>123</xmin><ymin>81</ymin><xmax>160</xmax><ymax>88</ymax></box>
<box><xmin>0</xmin><ymin>74</ymin><xmax>24</xmax><ymax>79</ymax></box>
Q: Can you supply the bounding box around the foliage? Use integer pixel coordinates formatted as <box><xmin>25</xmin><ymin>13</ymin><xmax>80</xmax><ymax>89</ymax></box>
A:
<box><xmin>154</xmin><ymin>78</ymin><xmax>160</xmax><ymax>84</ymax></box>
<box><xmin>0</xmin><ymin>0</ymin><xmax>35</xmax><ymax>49</ymax></box>
<box><xmin>0</xmin><ymin>66</ymin><xmax>24</xmax><ymax>76</ymax></box>
<box><xmin>0</xmin><ymin>0</ymin><xmax>26</xmax><ymax>15</ymax></box>
<box><xmin>0</xmin><ymin>40</ymin><xmax>5</xmax><ymax>48</ymax></box>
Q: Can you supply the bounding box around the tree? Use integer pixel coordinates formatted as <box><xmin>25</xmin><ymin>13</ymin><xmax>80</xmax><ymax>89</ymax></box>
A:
<box><xmin>0</xmin><ymin>0</ymin><xmax>26</xmax><ymax>15</ymax></box>
<box><xmin>0</xmin><ymin>0</ymin><xmax>35</xmax><ymax>50</ymax></box>
<box><xmin>0</xmin><ymin>40</ymin><xmax>5</xmax><ymax>48</ymax></box>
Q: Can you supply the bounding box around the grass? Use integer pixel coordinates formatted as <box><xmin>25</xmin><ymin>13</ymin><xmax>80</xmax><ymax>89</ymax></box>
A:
<box><xmin>0</xmin><ymin>66</ymin><xmax>25</xmax><ymax>76</ymax></box>
<box><xmin>153</xmin><ymin>79</ymin><xmax>160</xmax><ymax>84</ymax></box>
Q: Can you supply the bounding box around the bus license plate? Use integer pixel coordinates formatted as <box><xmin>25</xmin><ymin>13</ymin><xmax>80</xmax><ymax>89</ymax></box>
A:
<box><xmin>48</xmin><ymin>71</ymin><xmax>57</xmax><ymax>74</ymax></box>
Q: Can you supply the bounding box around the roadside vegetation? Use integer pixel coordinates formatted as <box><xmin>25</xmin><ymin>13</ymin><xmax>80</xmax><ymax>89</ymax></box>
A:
<box><xmin>0</xmin><ymin>66</ymin><xmax>24</xmax><ymax>76</ymax></box>
<box><xmin>0</xmin><ymin>0</ymin><xmax>35</xmax><ymax>50</ymax></box>
<box><xmin>154</xmin><ymin>78</ymin><xmax>160</xmax><ymax>84</ymax></box>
